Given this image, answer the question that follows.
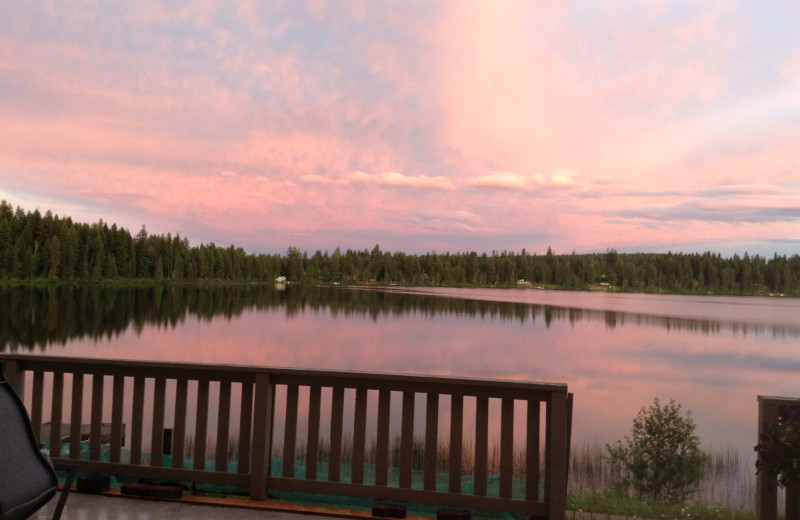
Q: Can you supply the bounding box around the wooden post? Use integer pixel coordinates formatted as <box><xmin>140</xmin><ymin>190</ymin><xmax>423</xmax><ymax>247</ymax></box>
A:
<box><xmin>547</xmin><ymin>391</ymin><xmax>568</xmax><ymax>520</ymax></box>
<box><xmin>2</xmin><ymin>359</ymin><xmax>24</xmax><ymax>400</ymax></box>
<box><xmin>787</xmin><ymin>482</ymin><xmax>800</xmax><ymax>520</ymax></box>
<box><xmin>757</xmin><ymin>396</ymin><xmax>796</xmax><ymax>520</ymax></box>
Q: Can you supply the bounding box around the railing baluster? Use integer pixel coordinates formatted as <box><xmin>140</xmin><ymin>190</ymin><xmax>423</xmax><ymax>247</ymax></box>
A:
<box><xmin>352</xmin><ymin>387</ymin><xmax>368</xmax><ymax>484</ymax></box>
<box><xmin>500</xmin><ymin>398</ymin><xmax>514</xmax><ymax>498</ymax></box>
<box><xmin>376</xmin><ymin>389</ymin><xmax>391</xmax><ymax>486</ymax></box>
<box><xmin>474</xmin><ymin>395</ymin><xmax>489</xmax><ymax>496</ymax></box>
<box><xmin>306</xmin><ymin>385</ymin><xmax>321</xmax><ymax>481</ymax></box>
<box><xmin>90</xmin><ymin>374</ymin><xmax>104</xmax><ymax>460</ymax></box>
<box><xmin>49</xmin><ymin>372</ymin><xmax>64</xmax><ymax>457</ymax></box>
<box><xmin>217</xmin><ymin>380</ymin><xmax>232</xmax><ymax>472</ymax></box>
<box><xmin>449</xmin><ymin>394</ymin><xmax>463</xmax><ymax>493</ymax></box>
<box><xmin>110</xmin><ymin>374</ymin><xmax>124</xmax><ymax>463</ymax></box>
<box><xmin>282</xmin><ymin>384</ymin><xmax>299</xmax><ymax>478</ymax></box>
<box><xmin>69</xmin><ymin>373</ymin><xmax>84</xmax><ymax>459</ymax></box>
<box><xmin>151</xmin><ymin>378</ymin><xmax>166</xmax><ymax>466</ymax></box>
<box><xmin>328</xmin><ymin>386</ymin><xmax>345</xmax><ymax>482</ymax></box>
<box><xmin>173</xmin><ymin>379</ymin><xmax>188</xmax><ymax>469</ymax></box>
<box><xmin>399</xmin><ymin>391</ymin><xmax>415</xmax><ymax>488</ymax></box>
<box><xmin>238</xmin><ymin>381</ymin><xmax>254</xmax><ymax>474</ymax></box>
<box><xmin>424</xmin><ymin>393</ymin><xmax>439</xmax><ymax>491</ymax></box>
<box><xmin>131</xmin><ymin>376</ymin><xmax>145</xmax><ymax>465</ymax></box>
<box><xmin>194</xmin><ymin>379</ymin><xmax>210</xmax><ymax>471</ymax></box>
<box><xmin>31</xmin><ymin>371</ymin><xmax>44</xmax><ymax>441</ymax></box>
<box><xmin>526</xmin><ymin>400</ymin><xmax>541</xmax><ymax>501</ymax></box>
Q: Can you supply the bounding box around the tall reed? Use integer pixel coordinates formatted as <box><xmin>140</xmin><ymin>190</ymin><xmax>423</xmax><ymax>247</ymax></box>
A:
<box><xmin>269</xmin><ymin>436</ymin><xmax>756</xmax><ymax>510</ymax></box>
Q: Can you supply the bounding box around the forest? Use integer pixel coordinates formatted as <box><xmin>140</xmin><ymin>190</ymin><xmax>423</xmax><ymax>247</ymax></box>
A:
<box><xmin>1</xmin><ymin>200</ymin><xmax>798</xmax><ymax>296</ymax></box>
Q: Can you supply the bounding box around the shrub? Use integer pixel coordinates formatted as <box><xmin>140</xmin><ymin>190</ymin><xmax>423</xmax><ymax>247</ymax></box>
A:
<box><xmin>607</xmin><ymin>398</ymin><xmax>709</xmax><ymax>503</ymax></box>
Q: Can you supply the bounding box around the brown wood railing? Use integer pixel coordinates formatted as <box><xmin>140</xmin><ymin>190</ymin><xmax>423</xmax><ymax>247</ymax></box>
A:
<box><xmin>0</xmin><ymin>354</ymin><xmax>572</xmax><ymax>519</ymax></box>
<box><xmin>757</xmin><ymin>396</ymin><xmax>800</xmax><ymax>520</ymax></box>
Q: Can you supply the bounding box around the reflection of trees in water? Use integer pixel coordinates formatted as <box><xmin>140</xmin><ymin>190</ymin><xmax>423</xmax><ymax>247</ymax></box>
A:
<box><xmin>1</xmin><ymin>285</ymin><xmax>797</xmax><ymax>352</ymax></box>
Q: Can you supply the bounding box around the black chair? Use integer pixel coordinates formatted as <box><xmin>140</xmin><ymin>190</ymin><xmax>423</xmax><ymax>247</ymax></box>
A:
<box><xmin>0</xmin><ymin>362</ymin><xmax>75</xmax><ymax>520</ymax></box>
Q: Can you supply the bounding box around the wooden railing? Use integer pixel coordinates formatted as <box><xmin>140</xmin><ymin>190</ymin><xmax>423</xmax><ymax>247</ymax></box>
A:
<box><xmin>0</xmin><ymin>354</ymin><xmax>572</xmax><ymax>519</ymax></box>
<box><xmin>757</xmin><ymin>396</ymin><xmax>800</xmax><ymax>520</ymax></box>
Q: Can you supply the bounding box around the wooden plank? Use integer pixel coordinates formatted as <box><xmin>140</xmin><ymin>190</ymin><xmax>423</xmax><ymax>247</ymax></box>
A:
<box><xmin>375</xmin><ymin>389</ymin><xmax>391</xmax><ymax>486</ymax></box>
<box><xmin>173</xmin><ymin>379</ymin><xmax>188</xmax><ymax>469</ymax></box>
<box><xmin>151</xmin><ymin>378</ymin><xmax>166</xmax><ymax>466</ymax></box>
<box><xmin>266</xmin><ymin>476</ymin><xmax>548</xmax><ymax>517</ymax></box>
<box><xmin>306</xmin><ymin>385</ymin><xmax>321</xmax><ymax>481</ymax></box>
<box><xmin>1</xmin><ymin>354</ymin><xmax>567</xmax><ymax>395</ymax></box>
<box><xmin>329</xmin><ymin>386</ymin><xmax>345</xmax><ymax>482</ymax></box>
<box><xmin>89</xmin><ymin>374</ymin><xmax>104</xmax><ymax>460</ymax></box>
<box><xmin>526</xmin><ymin>400</ymin><xmax>541</xmax><ymax>501</ymax></box>
<box><xmin>448</xmin><ymin>394</ymin><xmax>463</xmax><ymax>494</ymax></box>
<box><xmin>31</xmin><ymin>371</ymin><xmax>44</xmax><ymax>441</ymax></box>
<box><xmin>216</xmin><ymin>380</ymin><xmax>232</xmax><ymax>472</ymax></box>
<box><xmin>250</xmin><ymin>372</ymin><xmax>274</xmax><ymax>501</ymax></box>
<box><xmin>283</xmin><ymin>384</ymin><xmax>299</xmax><ymax>478</ymax></box>
<box><xmin>351</xmin><ymin>387</ymin><xmax>368</xmax><ymax>484</ymax></box>
<box><xmin>110</xmin><ymin>375</ymin><xmax>124</xmax><ymax>463</ymax></box>
<box><xmin>399</xmin><ymin>391</ymin><xmax>415</xmax><ymax>488</ymax></box>
<box><xmin>424</xmin><ymin>393</ymin><xmax>439</xmax><ymax>491</ymax></box>
<box><xmin>131</xmin><ymin>376</ymin><xmax>145</xmax><ymax>465</ymax></box>
<box><xmin>69</xmin><ymin>373</ymin><xmax>84</xmax><ymax>459</ymax></box>
<box><xmin>49</xmin><ymin>458</ymin><xmax>251</xmax><ymax>488</ymax></box>
<box><xmin>499</xmin><ymin>398</ymin><xmax>514</xmax><ymax>498</ymax></box>
<box><xmin>194</xmin><ymin>379</ymin><xmax>210</xmax><ymax>471</ymax></box>
<box><xmin>474</xmin><ymin>395</ymin><xmax>489</xmax><ymax>496</ymax></box>
<box><xmin>238</xmin><ymin>381</ymin><xmax>254</xmax><ymax>474</ymax></box>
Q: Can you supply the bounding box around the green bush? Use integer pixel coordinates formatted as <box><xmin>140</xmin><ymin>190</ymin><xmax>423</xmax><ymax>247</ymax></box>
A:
<box><xmin>607</xmin><ymin>398</ymin><xmax>709</xmax><ymax>503</ymax></box>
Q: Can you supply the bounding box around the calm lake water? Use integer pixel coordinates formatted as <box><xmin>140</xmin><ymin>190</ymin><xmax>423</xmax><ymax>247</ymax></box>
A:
<box><xmin>3</xmin><ymin>285</ymin><xmax>799</xmax><ymax>467</ymax></box>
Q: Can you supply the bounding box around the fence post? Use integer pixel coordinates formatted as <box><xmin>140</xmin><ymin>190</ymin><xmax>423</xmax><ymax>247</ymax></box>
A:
<box><xmin>757</xmin><ymin>396</ymin><xmax>782</xmax><ymax>520</ymax></box>
<box><xmin>547</xmin><ymin>391</ymin><xmax>568</xmax><ymax>520</ymax></box>
<box><xmin>250</xmin><ymin>372</ymin><xmax>274</xmax><ymax>500</ymax></box>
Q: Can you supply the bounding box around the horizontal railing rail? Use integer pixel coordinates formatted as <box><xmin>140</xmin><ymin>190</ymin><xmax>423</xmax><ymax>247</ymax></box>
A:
<box><xmin>0</xmin><ymin>354</ymin><xmax>572</xmax><ymax>519</ymax></box>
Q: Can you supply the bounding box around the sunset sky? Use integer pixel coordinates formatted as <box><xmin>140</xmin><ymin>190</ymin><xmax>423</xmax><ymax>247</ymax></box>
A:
<box><xmin>2</xmin><ymin>1</ymin><xmax>798</xmax><ymax>257</ymax></box>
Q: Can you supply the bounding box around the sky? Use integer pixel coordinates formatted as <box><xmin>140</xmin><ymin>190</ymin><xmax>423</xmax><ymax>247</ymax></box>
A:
<box><xmin>1</xmin><ymin>1</ymin><xmax>799</xmax><ymax>257</ymax></box>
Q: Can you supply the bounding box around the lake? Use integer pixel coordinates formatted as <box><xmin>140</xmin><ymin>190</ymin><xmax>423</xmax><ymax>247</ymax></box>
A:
<box><xmin>2</xmin><ymin>285</ymin><xmax>798</xmax><ymax>493</ymax></box>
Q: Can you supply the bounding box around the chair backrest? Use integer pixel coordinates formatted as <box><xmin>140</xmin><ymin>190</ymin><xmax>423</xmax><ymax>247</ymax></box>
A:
<box><xmin>0</xmin><ymin>362</ymin><xmax>58</xmax><ymax>520</ymax></box>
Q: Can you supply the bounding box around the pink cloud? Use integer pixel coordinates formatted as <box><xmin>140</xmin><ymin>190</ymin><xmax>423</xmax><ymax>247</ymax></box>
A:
<box><xmin>464</xmin><ymin>171</ymin><xmax>576</xmax><ymax>191</ymax></box>
<box><xmin>465</xmin><ymin>172</ymin><xmax>528</xmax><ymax>190</ymax></box>
<box><xmin>0</xmin><ymin>2</ymin><xmax>798</xmax><ymax>255</ymax></box>
<box><xmin>349</xmin><ymin>171</ymin><xmax>457</xmax><ymax>191</ymax></box>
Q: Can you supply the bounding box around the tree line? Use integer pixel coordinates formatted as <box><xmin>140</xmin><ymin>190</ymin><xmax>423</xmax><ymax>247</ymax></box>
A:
<box><xmin>1</xmin><ymin>200</ymin><xmax>798</xmax><ymax>295</ymax></box>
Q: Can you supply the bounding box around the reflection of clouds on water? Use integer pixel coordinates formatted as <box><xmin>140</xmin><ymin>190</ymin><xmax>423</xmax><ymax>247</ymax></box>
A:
<box><xmin>2</xmin><ymin>285</ymin><xmax>799</xmax><ymax>470</ymax></box>
<box><xmin>375</xmin><ymin>286</ymin><xmax>800</xmax><ymax>338</ymax></box>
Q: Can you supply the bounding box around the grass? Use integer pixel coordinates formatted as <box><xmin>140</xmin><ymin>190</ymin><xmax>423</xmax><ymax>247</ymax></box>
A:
<box><xmin>567</xmin><ymin>492</ymin><xmax>755</xmax><ymax>520</ymax></box>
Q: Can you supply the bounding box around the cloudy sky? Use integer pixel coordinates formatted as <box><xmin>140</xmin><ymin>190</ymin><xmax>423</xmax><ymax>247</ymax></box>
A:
<box><xmin>1</xmin><ymin>1</ymin><xmax>798</xmax><ymax>256</ymax></box>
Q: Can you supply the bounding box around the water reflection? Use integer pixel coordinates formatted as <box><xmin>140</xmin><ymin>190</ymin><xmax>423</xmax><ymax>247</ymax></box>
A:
<box><xmin>4</xmin><ymin>283</ymin><xmax>800</xmax><ymax>495</ymax></box>
<box><xmin>2</xmin><ymin>285</ymin><xmax>797</xmax><ymax>352</ymax></box>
